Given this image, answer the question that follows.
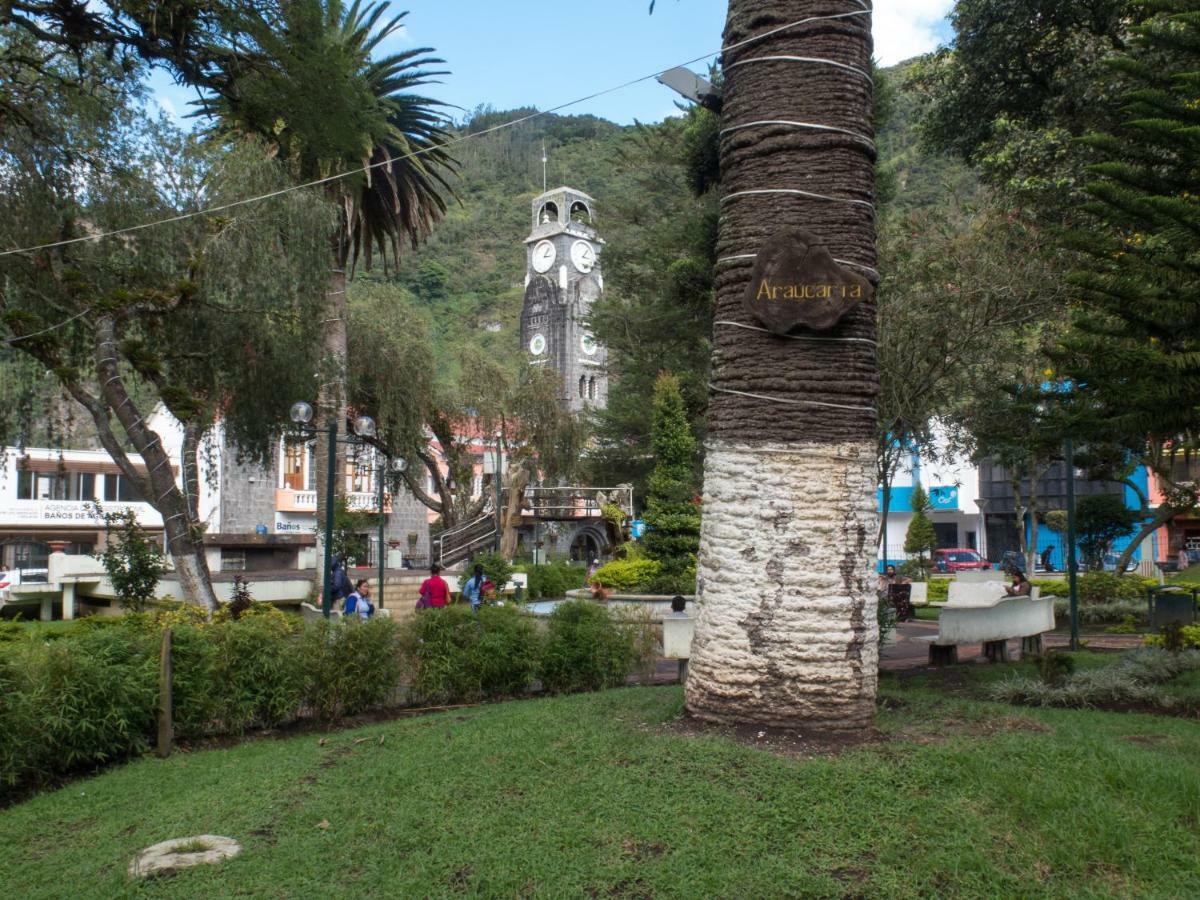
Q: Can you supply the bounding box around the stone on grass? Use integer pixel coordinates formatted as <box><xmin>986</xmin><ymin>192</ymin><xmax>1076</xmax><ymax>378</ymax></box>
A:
<box><xmin>129</xmin><ymin>835</ymin><xmax>241</xmax><ymax>878</ymax></box>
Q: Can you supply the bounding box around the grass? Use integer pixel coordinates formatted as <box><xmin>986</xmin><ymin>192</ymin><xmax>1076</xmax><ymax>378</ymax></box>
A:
<box><xmin>2</xmin><ymin>668</ymin><xmax>1199</xmax><ymax>898</ymax></box>
<box><xmin>1168</xmin><ymin>566</ymin><xmax>1200</xmax><ymax>587</ymax></box>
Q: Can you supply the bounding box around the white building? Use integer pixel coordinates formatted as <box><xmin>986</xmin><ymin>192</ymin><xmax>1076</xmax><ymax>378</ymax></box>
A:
<box><xmin>878</xmin><ymin>432</ymin><xmax>987</xmax><ymax>567</ymax></box>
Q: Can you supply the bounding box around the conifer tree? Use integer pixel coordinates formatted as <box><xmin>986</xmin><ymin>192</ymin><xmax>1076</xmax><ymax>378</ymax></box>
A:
<box><xmin>642</xmin><ymin>373</ymin><xmax>701</xmax><ymax>592</ymax></box>
<box><xmin>903</xmin><ymin>486</ymin><xmax>937</xmax><ymax>577</ymax></box>
<box><xmin>1056</xmin><ymin>0</ymin><xmax>1200</xmax><ymax>566</ymax></box>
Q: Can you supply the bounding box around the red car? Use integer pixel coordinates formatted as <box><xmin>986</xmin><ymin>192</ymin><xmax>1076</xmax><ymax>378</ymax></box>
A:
<box><xmin>934</xmin><ymin>548</ymin><xmax>992</xmax><ymax>573</ymax></box>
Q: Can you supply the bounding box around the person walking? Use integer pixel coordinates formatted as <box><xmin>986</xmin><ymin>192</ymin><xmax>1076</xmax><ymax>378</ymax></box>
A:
<box><xmin>462</xmin><ymin>564</ymin><xmax>486</xmax><ymax>612</ymax></box>
<box><xmin>417</xmin><ymin>563</ymin><xmax>450</xmax><ymax>609</ymax></box>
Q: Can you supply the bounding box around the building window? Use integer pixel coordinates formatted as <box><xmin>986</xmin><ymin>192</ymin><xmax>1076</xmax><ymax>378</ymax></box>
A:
<box><xmin>579</xmin><ymin>375</ymin><xmax>586</xmax><ymax>399</ymax></box>
<box><xmin>16</xmin><ymin>470</ymin><xmax>95</xmax><ymax>500</ymax></box>
<box><xmin>103</xmin><ymin>474</ymin><xmax>143</xmax><ymax>502</ymax></box>
<box><xmin>588</xmin><ymin>376</ymin><xmax>596</xmax><ymax>400</ymax></box>
<box><xmin>283</xmin><ymin>442</ymin><xmax>309</xmax><ymax>491</ymax></box>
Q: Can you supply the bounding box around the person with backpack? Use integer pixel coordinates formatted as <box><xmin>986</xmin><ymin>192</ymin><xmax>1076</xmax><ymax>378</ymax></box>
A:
<box><xmin>343</xmin><ymin>578</ymin><xmax>369</xmax><ymax>617</ymax></box>
<box><xmin>462</xmin><ymin>564</ymin><xmax>486</xmax><ymax>612</ymax></box>
<box><xmin>330</xmin><ymin>558</ymin><xmax>352</xmax><ymax>607</ymax></box>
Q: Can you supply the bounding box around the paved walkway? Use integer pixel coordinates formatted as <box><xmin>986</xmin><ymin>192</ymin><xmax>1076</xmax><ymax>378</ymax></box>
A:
<box><xmin>633</xmin><ymin>620</ymin><xmax>1149</xmax><ymax>683</ymax></box>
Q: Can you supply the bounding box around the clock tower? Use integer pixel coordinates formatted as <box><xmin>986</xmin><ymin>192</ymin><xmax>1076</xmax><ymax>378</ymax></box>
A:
<box><xmin>520</xmin><ymin>186</ymin><xmax>607</xmax><ymax>412</ymax></box>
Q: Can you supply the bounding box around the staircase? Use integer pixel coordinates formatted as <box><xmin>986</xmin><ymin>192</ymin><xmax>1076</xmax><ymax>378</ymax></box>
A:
<box><xmin>433</xmin><ymin>514</ymin><xmax>497</xmax><ymax>570</ymax></box>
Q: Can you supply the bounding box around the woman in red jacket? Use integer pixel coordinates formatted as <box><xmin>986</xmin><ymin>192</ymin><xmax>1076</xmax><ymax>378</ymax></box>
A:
<box><xmin>417</xmin><ymin>564</ymin><xmax>451</xmax><ymax>608</ymax></box>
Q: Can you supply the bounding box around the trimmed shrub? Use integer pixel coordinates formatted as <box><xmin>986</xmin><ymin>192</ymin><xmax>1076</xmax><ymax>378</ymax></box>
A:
<box><xmin>299</xmin><ymin>618</ymin><xmax>403</xmax><ymax>721</ymax></box>
<box><xmin>1053</xmin><ymin>598</ymin><xmax>1147</xmax><ymax>626</ymax></box>
<box><xmin>540</xmin><ymin>600</ymin><xmax>636</xmax><ymax>693</ymax></box>
<box><xmin>1077</xmin><ymin>572</ymin><xmax>1154</xmax><ymax>604</ymax></box>
<box><xmin>400</xmin><ymin>604</ymin><xmax>541</xmax><ymax>704</ymax></box>
<box><xmin>466</xmin><ymin>551</ymin><xmax>513</xmax><ymax>597</ymax></box>
<box><xmin>0</xmin><ymin>628</ymin><xmax>157</xmax><ymax>790</ymax></box>
<box><xmin>592</xmin><ymin>558</ymin><xmax>661</xmax><ymax>592</ymax></box>
<box><xmin>520</xmin><ymin>561</ymin><xmax>587</xmax><ymax>600</ymax></box>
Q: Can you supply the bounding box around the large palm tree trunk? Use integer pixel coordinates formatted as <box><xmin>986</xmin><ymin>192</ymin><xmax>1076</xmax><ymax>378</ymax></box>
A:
<box><xmin>685</xmin><ymin>0</ymin><xmax>879</xmax><ymax>730</ymax></box>
<box><xmin>314</xmin><ymin>253</ymin><xmax>349</xmax><ymax>589</ymax></box>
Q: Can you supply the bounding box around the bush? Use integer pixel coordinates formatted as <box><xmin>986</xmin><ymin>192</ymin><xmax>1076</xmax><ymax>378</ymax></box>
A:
<box><xmin>0</xmin><ymin>628</ymin><xmax>157</xmax><ymax>790</ymax></box>
<box><xmin>642</xmin><ymin>373</ymin><xmax>701</xmax><ymax>585</ymax></box>
<box><xmin>520</xmin><ymin>561</ymin><xmax>587</xmax><ymax>600</ymax></box>
<box><xmin>173</xmin><ymin>615</ymin><xmax>306</xmax><ymax>737</ymax></box>
<box><xmin>591</xmin><ymin>558</ymin><xmax>661</xmax><ymax>592</ymax></box>
<box><xmin>1053</xmin><ymin>598</ymin><xmax>1146</xmax><ymax>625</ymax></box>
<box><xmin>1143</xmin><ymin>623</ymin><xmax>1200</xmax><ymax>649</ymax></box>
<box><xmin>989</xmin><ymin>648</ymin><xmax>1200</xmax><ymax>709</ymax></box>
<box><xmin>1078</xmin><ymin>572</ymin><xmax>1153</xmax><ymax>604</ymax></box>
<box><xmin>299</xmin><ymin>618</ymin><xmax>403</xmax><ymax>720</ymax></box>
<box><xmin>466</xmin><ymin>551</ymin><xmax>514</xmax><ymax>596</ymax></box>
<box><xmin>400</xmin><ymin>604</ymin><xmax>540</xmax><ymax>704</ymax></box>
<box><xmin>540</xmin><ymin>600</ymin><xmax>636</xmax><ymax>693</ymax></box>
<box><xmin>878</xmin><ymin>596</ymin><xmax>898</xmax><ymax>645</ymax></box>
<box><xmin>926</xmin><ymin>580</ymin><xmax>950</xmax><ymax>602</ymax></box>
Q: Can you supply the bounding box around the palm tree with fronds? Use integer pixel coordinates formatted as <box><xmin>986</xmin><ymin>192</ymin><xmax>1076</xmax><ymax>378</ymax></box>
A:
<box><xmin>195</xmin><ymin>0</ymin><xmax>456</xmax><ymax>583</ymax></box>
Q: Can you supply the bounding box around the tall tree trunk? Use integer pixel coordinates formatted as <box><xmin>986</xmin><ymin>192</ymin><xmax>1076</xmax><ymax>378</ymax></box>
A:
<box><xmin>315</xmin><ymin>255</ymin><xmax>350</xmax><ymax>591</ymax></box>
<box><xmin>1116</xmin><ymin>503</ymin><xmax>1176</xmax><ymax>574</ymax></box>
<box><xmin>499</xmin><ymin>465</ymin><xmax>530</xmax><ymax>560</ymax></box>
<box><xmin>686</xmin><ymin>1</ymin><xmax>879</xmax><ymax>730</ymax></box>
<box><xmin>91</xmin><ymin>316</ymin><xmax>219</xmax><ymax>611</ymax></box>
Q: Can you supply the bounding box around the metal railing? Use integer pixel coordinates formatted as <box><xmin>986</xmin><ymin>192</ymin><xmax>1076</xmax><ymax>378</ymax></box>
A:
<box><xmin>432</xmin><ymin>513</ymin><xmax>497</xmax><ymax>569</ymax></box>
<box><xmin>520</xmin><ymin>485</ymin><xmax>634</xmax><ymax>520</ymax></box>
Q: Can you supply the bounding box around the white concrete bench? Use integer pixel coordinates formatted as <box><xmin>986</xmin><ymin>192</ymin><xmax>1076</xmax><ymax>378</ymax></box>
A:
<box><xmin>662</xmin><ymin>614</ymin><xmax>695</xmax><ymax>680</ymax></box>
<box><xmin>922</xmin><ymin>585</ymin><xmax>1054</xmax><ymax>665</ymax></box>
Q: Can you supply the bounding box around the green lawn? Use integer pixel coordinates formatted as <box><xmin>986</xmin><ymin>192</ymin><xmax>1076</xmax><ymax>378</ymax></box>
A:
<box><xmin>1</xmin><ymin>676</ymin><xmax>1198</xmax><ymax>898</ymax></box>
<box><xmin>1169</xmin><ymin>566</ymin><xmax>1200</xmax><ymax>587</ymax></box>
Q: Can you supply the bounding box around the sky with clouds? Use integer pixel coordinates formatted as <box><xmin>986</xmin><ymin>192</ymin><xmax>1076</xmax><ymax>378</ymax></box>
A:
<box><xmin>149</xmin><ymin>1</ymin><xmax>954</xmax><ymax>127</ymax></box>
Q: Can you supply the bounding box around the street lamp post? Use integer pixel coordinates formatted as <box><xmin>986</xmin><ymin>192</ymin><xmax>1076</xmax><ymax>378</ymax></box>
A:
<box><xmin>289</xmin><ymin>402</ymin><xmax>376</xmax><ymax>618</ymax></box>
<box><xmin>321</xmin><ymin>420</ymin><xmax>337</xmax><ymax>618</ymax></box>
<box><xmin>1066</xmin><ymin>436</ymin><xmax>1080</xmax><ymax>650</ymax></box>
<box><xmin>375</xmin><ymin>455</ymin><xmax>408</xmax><ymax>610</ymax></box>
<box><xmin>493</xmin><ymin>433</ymin><xmax>503</xmax><ymax>552</ymax></box>
<box><xmin>377</xmin><ymin>457</ymin><xmax>386</xmax><ymax>610</ymax></box>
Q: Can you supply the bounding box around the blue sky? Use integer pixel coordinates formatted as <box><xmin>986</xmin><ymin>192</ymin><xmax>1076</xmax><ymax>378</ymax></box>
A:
<box><xmin>148</xmin><ymin>1</ymin><xmax>954</xmax><ymax>127</ymax></box>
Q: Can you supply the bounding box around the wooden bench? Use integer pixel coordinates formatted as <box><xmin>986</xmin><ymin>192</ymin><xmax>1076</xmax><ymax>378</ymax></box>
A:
<box><xmin>921</xmin><ymin>583</ymin><xmax>1054</xmax><ymax>665</ymax></box>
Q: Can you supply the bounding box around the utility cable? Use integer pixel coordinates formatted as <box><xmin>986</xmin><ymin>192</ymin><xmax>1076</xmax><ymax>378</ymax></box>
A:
<box><xmin>0</xmin><ymin>5</ymin><xmax>871</xmax><ymax>259</ymax></box>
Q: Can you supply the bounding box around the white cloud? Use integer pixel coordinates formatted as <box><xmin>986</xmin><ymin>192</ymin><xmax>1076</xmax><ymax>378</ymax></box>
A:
<box><xmin>872</xmin><ymin>0</ymin><xmax>953</xmax><ymax>66</ymax></box>
<box><xmin>157</xmin><ymin>95</ymin><xmax>178</xmax><ymax>120</ymax></box>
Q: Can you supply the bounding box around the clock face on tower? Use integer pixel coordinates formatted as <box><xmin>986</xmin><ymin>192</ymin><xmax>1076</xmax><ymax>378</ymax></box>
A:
<box><xmin>529</xmin><ymin>334</ymin><xmax>547</xmax><ymax>356</ymax></box>
<box><xmin>570</xmin><ymin>240</ymin><xmax>596</xmax><ymax>273</ymax></box>
<box><xmin>531</xmin><ymin>240</ymin><xmax>556</xmax><ymax>273</ymax></box>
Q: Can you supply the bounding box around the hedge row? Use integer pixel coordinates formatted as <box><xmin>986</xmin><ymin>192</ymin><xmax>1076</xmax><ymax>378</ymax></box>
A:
<box><xmin>0</xmin><ymin>601</ymin><xmax>650</xmax><ymax>797</ymax></box>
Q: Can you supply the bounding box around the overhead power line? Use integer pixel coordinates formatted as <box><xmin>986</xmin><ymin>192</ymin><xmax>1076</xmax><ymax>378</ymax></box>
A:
<box><xmin>0</xmin><ymin>7</ymin><xmax>869</xmax><ymax>260</ymax></box>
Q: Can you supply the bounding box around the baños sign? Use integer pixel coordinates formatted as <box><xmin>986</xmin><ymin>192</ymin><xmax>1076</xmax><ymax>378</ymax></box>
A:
<box><xmin>743</xmin><ymin>228</ymin><xmax>872</xmax><ymax>334</ymax></box>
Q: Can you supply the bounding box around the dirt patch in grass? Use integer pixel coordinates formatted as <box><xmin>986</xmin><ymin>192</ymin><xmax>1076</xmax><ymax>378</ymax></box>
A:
<box><xmin>1125</xmin><ymin>733</ymin><xmax>1169</xmax><ymax>747</ymax></box>
<box><xmin>620</xmin><ymin>838</ymin><xmax>668</xmax><ymax>862</ymax></box>
<box><xmin>662</xmin><ymin>714</ymin><xmax>883</xmax><ymax>759</ymax></box>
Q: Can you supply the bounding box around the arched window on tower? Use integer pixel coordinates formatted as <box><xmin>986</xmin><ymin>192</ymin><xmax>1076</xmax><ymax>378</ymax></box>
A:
<box><xmin>579</xmin><ymin>375</ymin><xmax>587</xmax><ymax>399</ymax></box>
<box><xmin>588</xmin><ymin>376</ymin><xmax>596</xmax><ymax>400</ymax></box>
<box><xmin>570</xmin><ymin>201</ymin><xmax>591</xmax><ymax>225</ymax></box>
<box><xmin>539</xmin><ymin>201</ymin><xmax>559</xmax><ymax>225</ymax></box>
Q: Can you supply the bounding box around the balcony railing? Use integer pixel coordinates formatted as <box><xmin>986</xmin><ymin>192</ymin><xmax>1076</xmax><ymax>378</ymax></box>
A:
<box><xmin>275</xmin><ymin>489</ymin><xmax>390</xmax><ymax>513</ymax></box>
